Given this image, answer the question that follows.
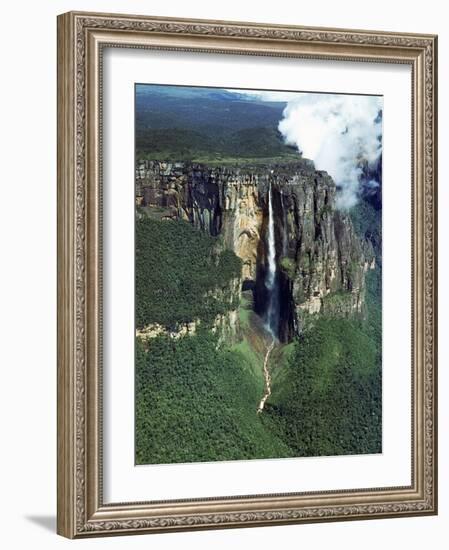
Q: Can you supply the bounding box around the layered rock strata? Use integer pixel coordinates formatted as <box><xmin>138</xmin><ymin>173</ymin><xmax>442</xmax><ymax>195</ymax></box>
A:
<box><xmin>136</xmin><ymin>159</ymin><xmax>375</xmax><ymax>341</ymax></box>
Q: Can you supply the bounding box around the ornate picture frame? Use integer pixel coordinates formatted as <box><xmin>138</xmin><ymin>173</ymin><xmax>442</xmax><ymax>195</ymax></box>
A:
<box><xmin>57</xmin><ymin>11</ymin><xmax>438</xmax><ymax>538</ymax></box>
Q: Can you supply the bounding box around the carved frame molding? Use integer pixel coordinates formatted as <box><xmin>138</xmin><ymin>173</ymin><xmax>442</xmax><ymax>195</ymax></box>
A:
<box><xmin>57</xmin><ymin>11</ymin><xmax>437</xmax><ymax>538</ymax></box>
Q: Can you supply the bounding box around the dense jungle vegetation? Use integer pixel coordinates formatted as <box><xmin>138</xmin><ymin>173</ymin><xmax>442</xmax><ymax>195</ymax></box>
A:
<box><xmin>266</xmin><ymin>270</ymin><xmax>382</xmax><ymax>457</ymax></box>
<box><xmin>135</xmin><ymin>85</ymin><xmax>299</xmax><ymax>162</ymax></box>
<box><xmin>136</xmin><ymin>216</ymin><xmax>241</xmax><ymax>329</ymax></box>
<box><xmin>135</xmin><ymin>202</ymin><xmax>382</xmax><ymax>464</ymax></box>
<box><xmin>136</xmin><ymin>332</ymin><xmax>294</xmax><ymax>464</ymax></box>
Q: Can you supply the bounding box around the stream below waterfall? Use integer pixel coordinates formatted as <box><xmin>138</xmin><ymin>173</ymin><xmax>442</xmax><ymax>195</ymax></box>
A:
<box><xmin>257</xmin><ymin>338</ymin><xmax>275</xmax><ymax>414</ymax></box>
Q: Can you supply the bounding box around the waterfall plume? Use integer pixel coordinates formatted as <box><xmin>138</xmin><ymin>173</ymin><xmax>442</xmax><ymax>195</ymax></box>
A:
<box><xmin>265</xmin><ymin>182</ymin><xmax>279</xmax><ymax>338</ymax></box>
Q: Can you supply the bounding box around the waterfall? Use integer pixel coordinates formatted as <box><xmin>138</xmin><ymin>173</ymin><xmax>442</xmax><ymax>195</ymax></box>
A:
<box><xmin>265</xmin><ymin>183</ymin><xmax>278</xmax><ymax>338</ymax></box>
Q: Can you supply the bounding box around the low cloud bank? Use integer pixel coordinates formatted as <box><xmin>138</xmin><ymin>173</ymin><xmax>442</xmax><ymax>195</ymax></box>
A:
<box><xmin>278</xmin><ymin>94</ymin><xmax>382</xmax><ymax>209</ymax></box>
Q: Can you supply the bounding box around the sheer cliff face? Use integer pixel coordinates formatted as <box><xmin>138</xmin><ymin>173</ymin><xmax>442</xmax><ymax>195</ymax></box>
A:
<box><xmin>136</xmin><ymin>160</ymin><xmax>375</xmax><ymax>339</ymax></box>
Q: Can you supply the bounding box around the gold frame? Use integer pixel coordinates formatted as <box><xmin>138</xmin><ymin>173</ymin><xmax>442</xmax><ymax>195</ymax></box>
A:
<box><xmin>57</xmin><ymin>11</ymin><xmax>438</xmax><ymax>538</ymax></box>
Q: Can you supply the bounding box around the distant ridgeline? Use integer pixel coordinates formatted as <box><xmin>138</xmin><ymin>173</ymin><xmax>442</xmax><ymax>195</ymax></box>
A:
<box><xmin>136</xmin><ymin>159</ymin><xmax>376</xmax><ymax>341</ymax></box>
<box><xmin>135</xmin><ymin>85</ymin><xmax>299</xmax><ymax>163</ymax></box>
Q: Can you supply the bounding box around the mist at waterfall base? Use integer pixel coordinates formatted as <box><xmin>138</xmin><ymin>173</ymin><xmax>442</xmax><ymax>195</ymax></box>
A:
<box><xmin>278</xmin><ymin>94</ymin><xmax>383</xmax><ymax>209</ymax></box>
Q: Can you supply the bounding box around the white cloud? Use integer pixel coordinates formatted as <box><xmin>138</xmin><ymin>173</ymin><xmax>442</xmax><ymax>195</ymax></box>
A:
<box><xmin>226</xmin><ymin>89</ymin><xmax>383</xmax><ymax>209</ymax></box>
<box><xmin>278</xmin><ymin>93</ymin><xmax>383</xmax><ymax>209</ymax></box>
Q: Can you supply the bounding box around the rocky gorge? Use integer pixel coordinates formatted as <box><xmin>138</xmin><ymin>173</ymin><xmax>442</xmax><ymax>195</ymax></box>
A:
<box><xmin>136</xmin><ymin>159</ymin><xmax>375</xmax><ymax>343</ymax></box>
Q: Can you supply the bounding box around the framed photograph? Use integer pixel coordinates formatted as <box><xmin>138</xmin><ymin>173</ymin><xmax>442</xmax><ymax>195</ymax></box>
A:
<box><xmin>57</xmin><ymin>11</ymin><xmax>438</xmax><ymax>538</ymax></box>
